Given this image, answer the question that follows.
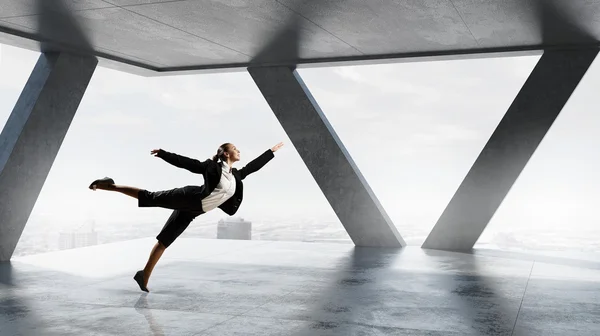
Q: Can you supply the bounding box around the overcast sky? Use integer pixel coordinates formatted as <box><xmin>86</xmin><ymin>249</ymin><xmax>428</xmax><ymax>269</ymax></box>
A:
<box><xmin>2</xmin><ymin>43</ymin><xmax>600</xmax><ymax>246</ymax></box>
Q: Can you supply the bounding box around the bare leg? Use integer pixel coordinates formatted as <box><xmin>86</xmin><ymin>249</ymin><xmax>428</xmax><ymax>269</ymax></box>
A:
<box><xmin>95</xmin><ymin>183</ymin><xmax>141</xmax><ymax>199</ymax></box>
<box><xmin>133</xmin><ymin>241</ymin><xmax>166</xmax><ymax>292</ymax></box>
<box><xmin>142</xmin><ymin>241</ymin><xmax>166</xmax><ymax>287</ymax></box>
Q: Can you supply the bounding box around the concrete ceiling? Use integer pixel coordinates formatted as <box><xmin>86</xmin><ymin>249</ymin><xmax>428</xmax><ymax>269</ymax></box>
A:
<box><xmin>0</xmin><ymin>0</ymin><xmax>598</xmax><ymax>76</ymax></box>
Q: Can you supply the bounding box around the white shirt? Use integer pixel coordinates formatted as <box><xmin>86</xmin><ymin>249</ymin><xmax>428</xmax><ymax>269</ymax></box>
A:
<box><xmin>201</xmin><ymin>161</ymin><xmax>236</xmax><ymax>212</ymax></box>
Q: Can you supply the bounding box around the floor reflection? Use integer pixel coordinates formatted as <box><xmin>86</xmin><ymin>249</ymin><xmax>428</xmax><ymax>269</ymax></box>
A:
<box><xmin>0</xmin><ymin>262</ymin><xmax>43</xmax><ymax>336</ymax></box>
<box><xmin>289</xmin><ymin>247</ymin><xmax>402</xmax><ymax>335</ymax></box>
<box><xmin>134</xmin><ymin>293</ymin><xmax>165</xmax><ymax>336</ymax></box>
<box><xmin>423</xmin><ymin>249</ymin><xmax>533</xmax><ymax>336</ymax></box>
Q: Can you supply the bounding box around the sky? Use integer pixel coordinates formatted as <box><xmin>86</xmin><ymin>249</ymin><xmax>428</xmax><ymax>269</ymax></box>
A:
<box><xmin>1</xmin><ymin>42</ymin><xmax>600</xmax><ymax>250</ymax></box>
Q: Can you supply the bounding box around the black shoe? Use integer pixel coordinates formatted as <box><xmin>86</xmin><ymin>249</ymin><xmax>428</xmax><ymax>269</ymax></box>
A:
<box><xmin>134</xmin><ymin>270</ymin><xmax>149</xmax><ymax>292</ymax></box>
<box><xmin>89</xmin><ymin>177</ymin><xmax>114</xmax><ymax>190</ymax></box>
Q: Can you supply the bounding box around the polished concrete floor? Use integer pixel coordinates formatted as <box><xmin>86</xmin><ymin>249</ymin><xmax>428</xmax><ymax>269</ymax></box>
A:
<box><xmin>1</xmin><ymin>238</ymin><xmax>599</xmax><ymax>335</ymax></box>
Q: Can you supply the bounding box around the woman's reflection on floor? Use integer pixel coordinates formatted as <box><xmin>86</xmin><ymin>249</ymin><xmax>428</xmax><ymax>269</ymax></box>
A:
<box><xmin>135</xmin><ymin>293</ymin><xmax>165</xmax><ymax>336</ymax></box>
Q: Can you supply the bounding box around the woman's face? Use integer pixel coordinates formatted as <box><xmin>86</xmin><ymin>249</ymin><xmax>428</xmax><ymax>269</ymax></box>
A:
<box><xmin>225</xmin><ymin>144</ymin><xmax>240</xmax><ymax>162</ymax></box>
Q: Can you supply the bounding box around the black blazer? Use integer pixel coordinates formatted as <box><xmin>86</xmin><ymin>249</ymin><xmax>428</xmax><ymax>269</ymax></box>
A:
<box><xmin>156</xmin><ymin>149</ymin><xmax>275</xmax><ymax>215</ymax></box>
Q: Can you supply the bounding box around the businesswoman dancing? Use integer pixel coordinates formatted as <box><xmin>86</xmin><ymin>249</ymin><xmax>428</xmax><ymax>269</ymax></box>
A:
<box><xmin>88</xmin><ymin>142</ymin><xmax>284</xmax><ymax>292</ymax></box>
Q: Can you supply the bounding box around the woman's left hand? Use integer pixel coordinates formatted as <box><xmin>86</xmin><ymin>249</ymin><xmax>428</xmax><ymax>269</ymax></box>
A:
<box><xmin>271</xmin><ymin>142</ymin><xmax>284</xmax><ymax>152</ymax></box>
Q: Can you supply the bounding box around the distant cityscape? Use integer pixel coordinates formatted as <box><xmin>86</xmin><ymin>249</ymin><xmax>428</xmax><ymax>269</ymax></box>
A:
<box><xmin>11</xmin><ymin>215</ymin><xmax>600</xmax><ymax>258</ymax></box>
<box><xmin>13</xmin><ymin>216</ymin><xmax>354</xmax><ymax>257</ymax></box>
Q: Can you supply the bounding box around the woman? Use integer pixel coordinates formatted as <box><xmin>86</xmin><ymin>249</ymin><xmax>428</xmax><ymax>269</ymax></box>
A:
<box><xmin>88</xmin><ymin>142</ymin><xmax>284</xmax><ymax>292</ymax></box>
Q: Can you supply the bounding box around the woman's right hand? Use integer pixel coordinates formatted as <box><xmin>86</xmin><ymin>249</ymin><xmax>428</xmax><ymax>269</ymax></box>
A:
<box><xmin>150</xmin><ymin>149</ymin><xmax>162</xmax><ymax>156</ymax></box>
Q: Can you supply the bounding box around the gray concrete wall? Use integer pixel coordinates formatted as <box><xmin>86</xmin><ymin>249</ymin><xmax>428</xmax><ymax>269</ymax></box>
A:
<box><xmin>248</xmin><ymin>66</ymin><xmax>405</xmax><ymax>248</ymax></box>
<box><xmin>0</xmin><ymin>52</ymin><xmax>97</xmax><ymax>261</ymax></box>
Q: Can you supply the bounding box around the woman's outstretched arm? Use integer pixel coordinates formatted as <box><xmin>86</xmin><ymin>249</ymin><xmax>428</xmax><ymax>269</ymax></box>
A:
<box><xmin>238</xmin><ymin>142</ymin><xmax>284</xmax><ymax>180</ymax></box>
<box><xmin>151</xmin><ymin>149</ymin><xmax>208</xmax><ymax>174</ymax></box>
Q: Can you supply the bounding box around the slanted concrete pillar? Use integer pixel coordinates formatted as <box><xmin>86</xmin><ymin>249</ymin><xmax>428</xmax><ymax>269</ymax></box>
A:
<box><xmin>0</xmin><ymin>52</ymin><xmax>97</xmax><ymax>261</ymax></box>
<box><xmin>422</xmin><ymin>49</ymin><xmax>598</xmax><ymax>251</ymax></box>
<box><xmin>248</xmin><ymin>66</ymin><xmax>405</xmax><ymax>247</ymax></box>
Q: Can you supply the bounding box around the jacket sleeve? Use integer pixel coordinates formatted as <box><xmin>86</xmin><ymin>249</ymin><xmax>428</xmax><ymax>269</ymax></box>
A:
<box><xmin>157</xmin><ymin>149</ymin><xmax>209</xmax><ymax>174</ymax></box>
<box><xmin>238</xmin><ymin>149</ymin><xmax>275</xmax><ymax>180</ymax></box>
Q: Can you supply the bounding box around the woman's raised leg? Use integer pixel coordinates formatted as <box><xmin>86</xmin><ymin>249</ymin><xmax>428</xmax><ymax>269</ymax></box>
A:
<box><xmin>89</xmin><ymin>177</ymin><xmax>141</xmax><ymax>199</ymax></box>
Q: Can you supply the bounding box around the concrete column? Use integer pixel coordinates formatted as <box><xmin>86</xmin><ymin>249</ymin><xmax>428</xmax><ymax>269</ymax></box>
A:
<box><xmin>248</xmin><ymin>66</ymin><xmax>406</xmax><ymax>247</ymax></box>
<box><xmin>0</xmin><ymin>52</ymin><xmax>97</xmax><ymax>261</ymax></box>
<box><xmin>422</xmin><ymin>49</ymin><xmax>598</xmax><ymax>251</ymax></box>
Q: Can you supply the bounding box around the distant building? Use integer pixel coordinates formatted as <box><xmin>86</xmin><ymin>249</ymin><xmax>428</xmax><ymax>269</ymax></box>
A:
<box><xmin>217</xmin><ymin>217</ymin><xmax>252</xmax><ymax>240</ymax></box>
<box><xmin>58</xmin><ymin>220</ymin><xmax>99</xmax><ymax>250</ymax></box>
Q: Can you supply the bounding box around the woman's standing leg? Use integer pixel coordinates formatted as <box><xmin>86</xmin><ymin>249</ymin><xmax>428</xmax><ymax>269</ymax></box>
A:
<box><xmin>136</xmin><ymin>241</ymin><xmax>166</xmax><ymax>292</ymax></box>
<box><xmin>134</xmin><ymin>210</ymin><xmax>203</xmax><ymax>292</ymax></box>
